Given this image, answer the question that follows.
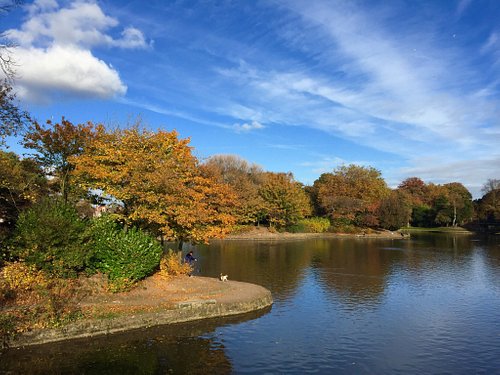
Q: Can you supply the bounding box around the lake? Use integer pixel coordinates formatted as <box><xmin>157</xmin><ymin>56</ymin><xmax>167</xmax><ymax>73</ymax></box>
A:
<box><xmin>1</xmin><ymin>233</ymin><xmax>499</xmax><ymax>374</ymax></box>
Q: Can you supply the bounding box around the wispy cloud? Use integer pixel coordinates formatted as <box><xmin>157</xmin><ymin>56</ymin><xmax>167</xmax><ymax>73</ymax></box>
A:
<box><xmin>207</xmin><ymin>0</ymin><xmax>500</xmax><ymax>194</ymax></box>
<box><xmin>118</xmin><ymin>97</ymin><xmax>228</xmax><ymax>129</ymax></box>
<box><xmin>232</xmin><ymin>120</ymin><xmax>265</xmax><ymax>133</ymax></box>
<box><xmin>456</xmin><ymin>0</ymin><xmax>473</xmax><ymax>18</ymax></box>
<box><xmin>300</xmin><ymin>156</ymin><xmax>347</xmax><ymax>175</ymax></box>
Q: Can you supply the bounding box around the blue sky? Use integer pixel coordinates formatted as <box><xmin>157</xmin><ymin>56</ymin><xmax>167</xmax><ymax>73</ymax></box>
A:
<box><xmin>3</xmin><ymin>0</ymin><xmax>500</xmax><ymax>198</ymax></box>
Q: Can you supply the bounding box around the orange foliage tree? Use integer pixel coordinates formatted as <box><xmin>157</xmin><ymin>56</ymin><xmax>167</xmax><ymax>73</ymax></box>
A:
<box><xmin>71</xmin><ymin>125</ymin><xmax>237</xmax><ymax>248</ymax></box>
<box><xmin>313</xmin><ymin>164</ymin><xmax>389</xmax><ymax>225</ymax></box>
<box><xmin>202</xmin><ymin>154</ymin><xmax>266</xmax><ymax>226</ymax></box>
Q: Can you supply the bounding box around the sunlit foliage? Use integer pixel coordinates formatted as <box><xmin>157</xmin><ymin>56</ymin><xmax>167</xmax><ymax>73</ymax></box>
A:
<box><xmin>313</xmin><ymin>164</ymin><xmax>389</xmax><ymax>225</ymax></box>
<box><xmin>72</xmin><ymin>124</ymin><xmax>237</xmax><ymax>246</ymax></box>
<box><xmin>258</xmin><ymin>172</ymin><xmax>312</xmax><ymax>229</ymax></box>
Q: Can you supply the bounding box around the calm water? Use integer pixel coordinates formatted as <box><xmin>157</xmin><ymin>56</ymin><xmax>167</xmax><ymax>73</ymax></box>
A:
<box><xmin>1</xmin><ymin>233</ymin><xmax>500</xmax><ymax>374</ymax></box>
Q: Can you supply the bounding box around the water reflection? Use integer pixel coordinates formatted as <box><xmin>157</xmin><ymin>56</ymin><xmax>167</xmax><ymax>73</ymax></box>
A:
<box><xmin>0</xmin><ymin>308</ymin><xmax>270</xmax><ymax>375</ymax></box>
<box><xmin>2</xmin><ymin>234</ymin><xmax>499</xmax><ymax>374</ymax></box>
<box><xmin>199</xmin><ymin>234</ymin><xmax>499</xmax><ymax>309</ymax></box>
<box><xmin>195</xmin><ymin>240</ymin><xmax>314</xmax><ymax>301</ymax></box>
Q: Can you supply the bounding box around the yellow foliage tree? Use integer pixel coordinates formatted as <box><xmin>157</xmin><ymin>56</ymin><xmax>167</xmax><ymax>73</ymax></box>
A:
<box><xmin>71</xmin><ymin>125</ymin><xmax>237</xmax><ymax>248</ymax></box>
<box><xmin>258</xmin><ymin>172</ymin><xmax>312</xmax><ymax>229</ymax></box>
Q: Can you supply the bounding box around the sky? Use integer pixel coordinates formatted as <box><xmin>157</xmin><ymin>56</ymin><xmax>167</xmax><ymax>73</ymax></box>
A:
<box><xmin>2</xmin><ymin>0</ymin><xmax>500</xmax><ymax>198</ymax></box>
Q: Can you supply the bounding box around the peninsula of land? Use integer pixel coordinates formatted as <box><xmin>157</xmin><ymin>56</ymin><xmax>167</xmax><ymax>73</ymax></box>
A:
<box><xmin>7</xmin><ymin>275</ymin><xmax>273</xmax><ymax>348</ymax></box>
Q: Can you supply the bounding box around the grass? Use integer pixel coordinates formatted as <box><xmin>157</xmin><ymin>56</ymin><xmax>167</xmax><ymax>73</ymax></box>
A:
<box><xmin>402</xmin><ymin>226</ymin><xmax>472</xmax><ymax>233</ymax></box>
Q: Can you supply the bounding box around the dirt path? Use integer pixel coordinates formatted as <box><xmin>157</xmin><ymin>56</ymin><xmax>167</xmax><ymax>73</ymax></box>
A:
<box><xmin>81</xmin><ymin>274</ymin><xmax>268</xmax><ymax>311</ymax></box>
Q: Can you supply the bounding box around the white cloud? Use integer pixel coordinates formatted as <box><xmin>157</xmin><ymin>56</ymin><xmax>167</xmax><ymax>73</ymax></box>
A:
<box><xmin>14</xmin><ymin>45</ymin><xmax>126</xmax><ymax>103</ymax></box>
<box><xmin>232</xmin><ymin>120</ymin><xmax>265</xmax><ymax>133</ymax></box>
<box><xmin>300</xmin><ymin>156</ymin><xmax>347</xmax><ymax>175</ymax></box>
<box><xmin>7</xmin><ymin>0</ymin><xmax>148</xmax><ymax>103</ymax></box>
<box><xmin>114</xmin><ymin>27</ymin><xmax>148</xmax><ymax>49</ymax></box>
<box><xmin>26</xmin><ymin>0</ymin><xmax>58</xmax><ymax>15</ymax></box>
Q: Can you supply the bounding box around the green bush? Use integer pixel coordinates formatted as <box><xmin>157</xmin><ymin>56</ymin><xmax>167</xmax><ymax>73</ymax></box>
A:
<box><xmin>88</xmin><ymin>216</ymin><xmax>163</xmax><ymax>291</ymax></box>
<box><xmin>328</xmin><ymin>217</ymin><xmax>363</xmax><ymax>234</ymax></box>
<box><xmin>288</xmin><ymin>217</ymin><xmax>331</xmax><ymax>233</ymax></box>
<box><xmin>11</xmin><ymin>198</ymin><xmax>91</xmax><ymax>277</ymax></box>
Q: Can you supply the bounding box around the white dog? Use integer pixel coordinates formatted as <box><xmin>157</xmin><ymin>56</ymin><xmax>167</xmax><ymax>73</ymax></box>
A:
<box><xmin>219</xmin><ymin>273</ymin><xmax>228</xmax><ymax>282</ymax></box>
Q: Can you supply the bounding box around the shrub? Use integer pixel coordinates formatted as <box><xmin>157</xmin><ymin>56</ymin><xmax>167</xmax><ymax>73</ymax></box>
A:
<box><xmin>0</xmin><ymin>261</ymin><xmax>85</xmax><ymax>345</ymax></box>
<box><xmin>11</xmin><ymin>198</ymin><xmax>91</xmax><ymax>277</ymax></box>
<box><xmin>288</xmin><ymin>217</ymin><xmax>331</xmax><ymax>233</ymax></box>
<box><xmin>88</xmin><ymin>216</ymin><xmax>163</xmax><ymax>292</ymax></box>
<box><xmin>328</xmin><ymin>217</ymin><xmax>363</xmax><ymax>234</ymax></box>
<box><xmin>0</xmin><ymin>313</ymin><xmax>16</xmax><ymax>349</ymax></box>
<box><xmin>2</xmin><ymin>261</ymin><xmax>49</xmax><ymax>292</ymax></box>
<box><xmin>159</xmin><ymin>249</ymin><xmax>192</xmax><ymax>278</ymax></box>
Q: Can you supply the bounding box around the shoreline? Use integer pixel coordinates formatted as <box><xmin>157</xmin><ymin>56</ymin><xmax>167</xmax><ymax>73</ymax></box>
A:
<box><xmin>4</xmin><ymin>226</ymin><xmax>473</xmax><ymax>349</ymax></box>
<box><xmin>222</xmin><ymin>227</ymin><xmax>412</xmax><ymax>241</ymax></box>
<box><xmin>221</xmin><ymin>226</ymin><xmax>478</xmax><ymax>241</ymax></box>
<box><xmin>6</xmin><ymin>276</ymin><xmax>273</xmax><ymax>349</ymax></box>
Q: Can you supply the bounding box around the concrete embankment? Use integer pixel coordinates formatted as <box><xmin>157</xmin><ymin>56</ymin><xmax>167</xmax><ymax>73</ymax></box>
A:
<box><xmin>7</xmin><ymin>276</ymin><xmax>273</xmax><ymax>348</ymax></box>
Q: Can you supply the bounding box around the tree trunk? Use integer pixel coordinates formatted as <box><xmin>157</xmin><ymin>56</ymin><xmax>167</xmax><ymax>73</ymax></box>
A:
<box><xmin>176</xmin><ymin>240</ymin><xmax>184</xmax><ymax>262</ymax></box>
<box><xmin>452</xmin><ymin>204</ymin><xmax>457</xmax><ymax>227</ymax></box>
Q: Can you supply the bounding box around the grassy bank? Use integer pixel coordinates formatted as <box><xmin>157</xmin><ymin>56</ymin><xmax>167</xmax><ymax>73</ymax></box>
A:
<box><xmin>402</xmin><ymin>226</ymin><xmax>473</xmax><ymax>234</ymax></box>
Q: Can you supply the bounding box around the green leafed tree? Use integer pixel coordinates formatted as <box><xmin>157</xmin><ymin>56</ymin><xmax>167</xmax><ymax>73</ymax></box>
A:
<box><xmin>0</xmin><ymin>150</ymin><xmax>47</xmax><ymax>239</ymax></box>
<box><xmin>22</xmin><ymin>118</ymin><xmax>96</xmax><ymax>203</ymax></box>
<box><xmin>377</xmin><ymin>190</ymin><xmax>412</xmax><ymax>230</ymax></box>
<box><xmin>258</xmin><ymin>172</ymin><xmax>312</xmax><ymax>229</ymax></box>
<box><xmin>432</xmin><ymin>183</ymin><xmax>473</xmax><ymax>227</ymax></box>
<box><xmin>11</xmin><ymin>198</ymin><xmax>90</xmax><ymax>277</ymax></box>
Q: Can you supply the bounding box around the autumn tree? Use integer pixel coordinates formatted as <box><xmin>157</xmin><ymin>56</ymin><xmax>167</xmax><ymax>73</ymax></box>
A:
<box><xmin>258</xmin><ymin>172</ymin><xmax>312</xmax><ymax>229</ymax></box>
<box><xmin>433</xmin><ymin>183</ymin><xmax>473</xmax><ymax>227</ymax></box>
<box><xmin>313</xmin><ymin>164</ymin><xmax>389</xmax><ymax>226</ymax></box>
<box><xmin>23</xmin><ymin>118</ymin><xmax>96</xmax><ymax>203</ymax></box>
<box><xmin>202</xmin><ymin>154</ymin><xmax>266</xmax><ymax>225</ymax></box>
<box><xmin>398</xmin><ymin>177</ymin><xmax>428</xmax><ymax>206</ymax></box>
<box><xmin>377</xmin><ymin>190</ymin><xmax>412</xmax><ymax>230</ymax></box>
<box><xmin>0</xmin><ymin>150</ymin><xmax>47</xmax><ymax>237</ymax></box>
<box><xmin>475</xmin><ymin>187</ymin><xmax>500</xmax><ymax>223</ymax></box>
<box><xmin>71</xmin><ymin>125</ymin><xmax>237</xmax><ymax>248</ymax></box>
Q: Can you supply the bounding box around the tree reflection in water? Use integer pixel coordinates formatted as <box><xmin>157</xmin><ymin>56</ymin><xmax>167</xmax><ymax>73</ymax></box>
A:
<box><xmin>0</xmin><ymin>308</ymin><xmax>270</xmax><ymax>375</ymax></box>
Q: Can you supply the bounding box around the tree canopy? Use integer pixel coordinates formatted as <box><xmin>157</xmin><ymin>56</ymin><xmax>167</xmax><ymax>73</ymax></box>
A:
<box><xmin>258</xmin><ymin>172</ymin><xmax>312</xmax><ymax>229</ymax></box>
<box><xmin>313</xmin><ymin>164</ymin><xmax>389</xmax><ymax>224</ymax></box>
<box><xmin>0</xmin><ymin>150</ymin><xmax>47</xmax><ymax>232</ymax></box>
<box><xmin>202</xmin><ymin>154</ymin><xmax>266</xmax><ymax>225</ymax></box>
<box><xmin>71</xmin><ymin>125</ymin><xmax>237</xmax><ymax>246</ymax></box>
<box><xmin>23</xmin><ymin>118</ymin><xmax>96</xmax><ymax>202</ymax></box>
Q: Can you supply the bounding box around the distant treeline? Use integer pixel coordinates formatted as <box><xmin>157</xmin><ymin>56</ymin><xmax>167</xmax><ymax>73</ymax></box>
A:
<box><xmin>2</xmin><ymin>118</ymin><xmax>499</xmax><ymax>245</ymax></box>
